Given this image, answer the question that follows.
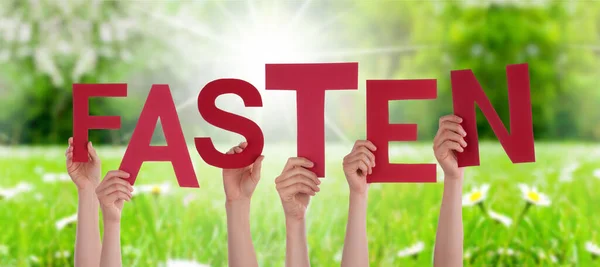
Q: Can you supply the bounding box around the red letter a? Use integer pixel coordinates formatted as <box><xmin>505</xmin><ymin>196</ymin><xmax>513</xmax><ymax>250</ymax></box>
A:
<box><xmin>119</xmin><ymin>85</ymin><xmax>199</xmax><ymax>187</ymax></box>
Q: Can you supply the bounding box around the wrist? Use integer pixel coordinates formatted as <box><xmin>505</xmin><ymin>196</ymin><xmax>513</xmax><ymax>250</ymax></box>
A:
<box><xmin>226</xmin><ymin>198</ymin><xmax>250</xmax><ymax>209</ymax></box>
<box><xmin>225</xmin><ymin>199</ymin><xmax>251</xmax><ymax>221</ymax></box>
<box><xmin>350</xmin><ymin>190</ymin><xmax>368</xmax><ymax>199</ymax></box>
<box><xmin>443</xmin><ymin>177</ymin><xmax>463</xmax><ymax>192</ymax></box>
<box><xmin>77</xmin><ymin>187</ymin><xmax>98</xmax><ymax>201</ymax></box>
<box><xmin>103</xmin><ymin>219</ymin><xmax>121</xmax><ymax>229</ymax></box>
<box><xmin>444</xmin><ymin>174</ymin><xmax>464</xmax><ymax>183</ymax></box>
<box><xmin>285</xmin><ymin>217</ymin><xmax>305</xmax><ymax>231</ymax></box>
<box><xmin>76</xmin><ymin>180</ymin><xmax>99</xmax><ymax>192</ymax></box>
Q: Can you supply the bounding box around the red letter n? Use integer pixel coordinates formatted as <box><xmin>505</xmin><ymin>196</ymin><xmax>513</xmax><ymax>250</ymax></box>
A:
<box><xmin>451</xmin><ymin>63</ymin><xmax>535</xmax><ymax>167</ymax></box>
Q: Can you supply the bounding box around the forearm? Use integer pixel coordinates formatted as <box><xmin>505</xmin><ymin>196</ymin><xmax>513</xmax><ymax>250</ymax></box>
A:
<box><xmin>226</xmin><ymin>199</ymin><xmax>258</xmax><ymax>267</ymax></box>
<box><xmin>285</xmin><ymin>218</ymin><xmax>310</xmax><ymax>267</ymax></box>
<box><xmin>100</xmin><ymin>221</ymin><xmax>122</xmax><ymax>267</ymax></box>
<box><xmin>434</xmin><ymin>176</ymin><xmax>464</xmax><ymax>267</ymax></box>
<box><xmin>341</xmin><ymin>192</ymin><xmax>369</xmax><ymax>267</ymax></box>
<box><xmin>75</xmin><ymin>188</ymin><xmax>101</xmax><ymax>267</ymax></box>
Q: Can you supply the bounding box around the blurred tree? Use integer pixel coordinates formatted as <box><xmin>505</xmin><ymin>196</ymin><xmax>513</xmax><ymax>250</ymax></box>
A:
<box><xmin>0</xmin><ymin>0</ymin><xmax>190</xmax><ymax>145</ymax></box>
<box><xmin>343</xmin><ymin>0</ymin><xmax>600</xmax><ymax>140</ymax></box>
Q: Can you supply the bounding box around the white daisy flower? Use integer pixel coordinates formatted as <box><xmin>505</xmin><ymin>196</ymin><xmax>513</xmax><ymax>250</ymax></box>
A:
<box><xmin>166</xmin><ymin>259</ymin><xmax>211</xmax><ymax>267</ymax></box>
<box><xmin>497</xmin><ymin>247</ymin><xmax>518</xmax><ymax>256</ymax></box>
<box><xmin>464</xmin><ymin>247</ymin><xmax>479</xmax><ymax>260</ymax></box>
<box><xmin>0</xmin><ymin>244</ymin><xmax>8</xmax><ymax>255</ymax></box>
<box><xmin>518</xmin><ymin>184</ymin><xmax>551</xmax><ymax>206</ymax></box>
<box><xmin>183</xmin><ymin>193</ymin><xmax>197</xmax><ymax>207</ymax></box>
<box><xmin>54</xmin><ymin>250</ymin><xmax>71</xmax><ymax>259</ymax></box>
<box><xmin>559</xmin><ymin>162</ymin><xmax>579</xmax><ymax>182</ymax></box>
<box><xmin>333</xmin><ymin>249</ymin><xmax>343</xmax><ymax>262</ymax></box>
<box><xmin>593</xmin><ymin>169</ymin><xmax>600</xmax><ymax>179</ymax></box>
<box><xmin>462</xmin><ymin>184</ymin><xmax>490</xmax><ymax>206</ymax></box>
<box><xmin>538</xmin><ymin>250</ymin><xmax>559</xmax><ymax>263</ymax></box>
<box><xmin>0</xmin><ymin>182</ymin><xmax>34</xmax><ymax>199</ymax></box>
<box><xmin>34</xmin><ymin>165</ymin><xmax>44</xmax><ymax>174</ymax></box>
<box><xmin>585</xmin><ymin>241</ymin><xmax>600</xmax><ymax>256</ymax></box>
<box><xmin>487</xmin><ymin>210</ymin><xmax>512</xmax><ymax>227</ymax></box>
<box><xmin>397</xmin><ymin>241</ymin><xmax>425</xmax><ymax>258</ymax></box>
<box><xmin>29</xmin><ymin>255</ymin><xmax>40</xmax><ymax>263</ymax></box>
<box><xmin>133</xmin><ymin>182</ymin><xmax>171</xmax><ymax>196</ymax></box>
<box><xmin>42</xmin><ymin>172</ymin><xmax>70</xmax><ymax>183</ymax></box>
<box><xmin>122</xmin><ymin>245</ymin><xmax>141</xmax><ymax>256</ymax></box>
<box><xmin>56</xmin><ymin>213</ymin><xmax>78</xmax><ymax>230</ymax></box>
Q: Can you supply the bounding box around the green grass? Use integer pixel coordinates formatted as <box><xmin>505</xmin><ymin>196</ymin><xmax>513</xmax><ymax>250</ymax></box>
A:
<box><xmin>0</xmin><ymin>143</ymin><xmax>599</xmax><ymax>266</ymax></box>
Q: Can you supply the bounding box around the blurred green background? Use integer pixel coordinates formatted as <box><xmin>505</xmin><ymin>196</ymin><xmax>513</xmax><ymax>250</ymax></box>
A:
<box><xmin>0</xmin><ymin>0</ymin><xmax>599</xmax><ymax>266</ymax></box>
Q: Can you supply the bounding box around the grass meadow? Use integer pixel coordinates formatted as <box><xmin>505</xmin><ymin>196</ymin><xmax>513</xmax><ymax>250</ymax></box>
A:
<box><xmin>0</xmin><ymin>143</ymin><xmax>599</xmax><ymax>266</ymax></box>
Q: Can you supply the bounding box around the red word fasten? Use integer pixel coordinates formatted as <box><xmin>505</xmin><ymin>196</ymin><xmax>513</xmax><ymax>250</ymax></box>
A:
<box><xmin>72</xmin><ymin>63</ymin><xmax>535</xmax><ymax>187</ymax></box>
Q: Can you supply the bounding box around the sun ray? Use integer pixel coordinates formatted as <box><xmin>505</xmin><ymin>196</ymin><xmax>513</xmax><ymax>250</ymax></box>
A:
<box><xmin>325</xmin><ymin>114</ymin><xmax>352</xmax><ymax>144</ymax></box>
<box><xmin>134</xmin><ymin>6</ymin><xmax>235</xmax><ymax>49</ymax></box>
<box><xmin>305</xmin><ymin>10</ymin><xmax>350</xmax><ymax>39</ymax></box>
<box><xmin>314</xmin><ymin>45</ymin><xmax>438</xmax><ymax>59</ymax></box>
<box><xmin>287</xmin><ymin>0</ymin><xmax>314</xmax><ymax>30</ymax></box>
<box><xmin>246</xmin><ymin>0</ymin><xmax>259</xmax><ymax>28</ymax></box>
<box><xmin>216</xmin><ymin>1</ymin><xmax>245</xmax><ymax>35</ymax></box>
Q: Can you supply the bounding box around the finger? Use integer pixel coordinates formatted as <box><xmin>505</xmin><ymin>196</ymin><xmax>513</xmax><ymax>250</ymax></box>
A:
<box><xmin>345</xmin><ymin>153</ymin><xmax>372</xmax><ymax>174</ymax></box>
<box><xmin>96</xmin><ymin>176</ymin><xmax>134</xmax><ymax>193</ymax></box>
<box><xmin>104</xmin><ymin>191</ymin><xmax>132</xmax><ymax>203</ymax></box>
<box><xmin>436</xmin><ymin>131</ymin><xmax>467</xmax><ymax>149</ymax></box>
<box><xmin>68</xmin><ymin>137</ymin><xmax>73</xmax><ymax>146</ymax></box>
<box><xmin>350</xmin><ymin>159</ymin><xmax>370</xmax><ymax>176</ymax></box>
<box><xmin>97</xmin><ymin>183</ymin><xmax>133</xmax><ymax>198</ymax></box>
<box><xmin>352</xmin><ymin>140</ymin><xmax>377</xmax><ymax>152</ymax></box>
<box><xmin>234</xmin><ymin>146</ymin><xmax>244</xmax><ymax>154</ymax></box>
<box><xmin>283</xmin><ymin>157</ymin><xmax>314</xmax><ymax>172</ymax></box>
<box><xmin>88</xmin><ymin>142</ymin><xmax>100</xmax><ymax>162</ymax></box>
<box><xmin>439</xmin><ymin>140</ymin><xmax>464</xmax><ymax>154</ymax></box>
<box><xmin>439</xmin><ymin>121</ymin><xmax>467</xmax><ymax>137</ymax></box>
<box><xmin>104</xmin><ymin>170</ymin><xmax>131</xmax><ymax>180</ymax></box>
<box><xmin>439</xmin><ymin>114</ymin><xmax>463</xmax><ymax>125</ymax></box>
<box><xmin>226</xmin><ymin>147</ymin><xmax>235</xmax><ymax>155</ymax></box>
<box><xmin>239</xmin><ymin>141</ymin><xmax>248</xmax><ymax>149</ymax></box>
<box><xmin>276</xmin><ymin>174</ymin><xmax>320</xmax><ymax>192</ymax></box>
<box><xmin>250</xmin><ymin>155</ymin><xmax>264</xmax><ymax>182</ymax></box>
<box><xmin>96</xmin><ymin>172</ymin><xmax>131</xmax><ymax>191</ymax></box>
<box><xmin>278</xmin><ymin>183</ymin><xmax>316</xmax><ymax>198</ymax></box>
<box><xmin>353</xmin><ymin>147</ymin><xmax>376</xmax><ymax>166</ymax></box>
<box><xmin>277</xmin><ymin>167</ymin><xmax>319</xmax><ymax>184</ymax></box>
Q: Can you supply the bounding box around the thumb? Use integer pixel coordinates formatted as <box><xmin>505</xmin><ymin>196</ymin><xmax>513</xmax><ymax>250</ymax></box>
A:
<box><xmin>88</xmin><ymin>142</ymin><xmax>100</xmax><ymax>163</ymax></box>
<box><xmin>250</xmin><ymin>155</ymin><xmax>264</xmax><ymax>182</ymax></box>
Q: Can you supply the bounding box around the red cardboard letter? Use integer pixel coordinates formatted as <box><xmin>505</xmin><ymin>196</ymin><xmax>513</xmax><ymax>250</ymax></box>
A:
<box><xmin>195</xmin><ymin>79</ymin><xmax>264</xmax><ymax>169</ymax></box>
<box><xmin>366</xmin><ymin>80</ymin><xmax>437</xmax><ymax>183</ymax></box>
<box><xmin>72</xmin><ymin>84</ymin><xmax>127</xmax><ymax>162</ymax></box>
<box><xmin>451</xmin><ymin>63</ymin><xmax>535</xmax><ymax>167</ymax></box>
<box><xmin>119</xmin><ymin>85</ymin><xmax>199</xmax><ymax>187</ymax></box>
<box><xmin>265</xmin><ymin>63</ymin><xmax>358</xmax><ymax>177</ymax></box>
